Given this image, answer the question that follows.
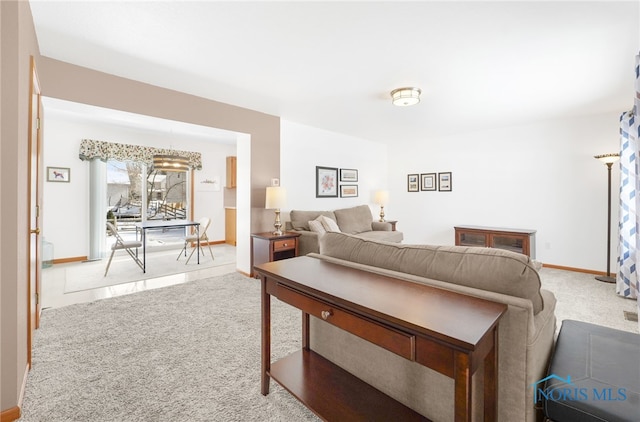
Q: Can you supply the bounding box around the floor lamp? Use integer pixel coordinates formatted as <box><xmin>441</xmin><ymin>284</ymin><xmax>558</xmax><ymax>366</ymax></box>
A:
<box><xmin>594</xmin><ymin>153</ymin><xmax>620</xmax><ymax>283</ymax></box>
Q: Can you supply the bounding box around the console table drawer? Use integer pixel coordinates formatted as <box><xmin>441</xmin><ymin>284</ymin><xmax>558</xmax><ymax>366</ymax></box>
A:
<box><xmin>415</xmin><ymin>336</ymin><xmax>455</xmax><ymax>378</ymax></box>
<box><xmin>273</xmin><ymin>238</ymin><xmax>296</xmax><ymax>252</ymax></box>
<box><xmin>277</xmin><ymin>285</ymin><xmax>415</xmax><ymax>360</ymax></box>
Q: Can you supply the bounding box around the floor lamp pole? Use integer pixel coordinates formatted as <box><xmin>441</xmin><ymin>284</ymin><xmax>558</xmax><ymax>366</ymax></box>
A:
<box><xmin>595</xmin><ymin>161</ymin><xmax>616</xmax><ymax>283</ymax></box>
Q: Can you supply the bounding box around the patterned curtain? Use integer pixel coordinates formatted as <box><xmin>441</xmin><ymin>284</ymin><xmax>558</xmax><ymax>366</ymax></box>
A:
<box><xmin>78</xmin><ymin>139</ymin><xmax>202</xmax><ymax>170</ymax></box>
<box><xmin>616</xmin><ymin>54</ymin><xmax>640</xmax><ymax>329</ymax></box>
<box><xmin>618</xmin><ymin>108</ymin><xmax>638</xmax><ymax>299</ymax></box>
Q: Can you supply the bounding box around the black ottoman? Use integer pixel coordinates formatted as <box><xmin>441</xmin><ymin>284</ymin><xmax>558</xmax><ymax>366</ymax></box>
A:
<box><xmin>541</xmin><ymin>320</ymin><xmax>639</xmax><ymax>422</ymax></box>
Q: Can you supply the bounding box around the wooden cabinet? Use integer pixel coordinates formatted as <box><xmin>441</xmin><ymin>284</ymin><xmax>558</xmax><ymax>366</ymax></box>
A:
<box><xmin>250</xmin><ymin>232</ymin><xmax>299</xmax><ymax>276</ymax></box>
<box><xmin>454</xmin><ymin>225</ymin><xmax>536</xmax><ymax>258</ymax></box>
<box><xmin>226</xmin><ymin>156</ymin><xmax>237</xmax><ymax>188</ymax></box>
<box><xmin>225</xmin><ymin>208</ymin><xmax>236</xmax><ymax>246</ymax></box>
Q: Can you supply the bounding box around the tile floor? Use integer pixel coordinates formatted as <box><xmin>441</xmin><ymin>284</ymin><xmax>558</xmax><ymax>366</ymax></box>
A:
<box><xmin>41</xmin><ymin>246</ymin><xmax>237</xmax><ymax>310</ymax></box>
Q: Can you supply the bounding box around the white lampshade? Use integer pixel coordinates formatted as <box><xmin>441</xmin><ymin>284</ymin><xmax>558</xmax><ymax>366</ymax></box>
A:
<box><xmin>594</xmin><ymin>153</ymin><xmax>620</xmax><ymax>164</ymax></box>
<box><xmin>374</xmin><ymin>190</ymin><xmax>389</xmax><ymax>206</ymax></box>
<box><xmin>265</xmin><ymin>186</ymin><xmax>287</xmax><ymax>209</ymax></box>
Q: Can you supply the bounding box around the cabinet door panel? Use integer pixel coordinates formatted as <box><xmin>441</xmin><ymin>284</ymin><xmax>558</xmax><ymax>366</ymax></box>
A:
<box><xmin>491</xmin><ymin>235</ymin><xmax>526</xmax><ymax>255</ymax></box>
<box><xmin>458</xmin><ymin>232</ymin><xmax>487</xmax><ymax>247</ymax></box>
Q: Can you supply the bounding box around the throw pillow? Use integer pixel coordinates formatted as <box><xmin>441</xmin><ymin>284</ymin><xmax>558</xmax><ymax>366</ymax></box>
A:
<box><xmin>320</xmin><ymin>215</ymin><xmax>341</xmax><ymax>233</ymax></box>
<box><xmin>308</xmin><ymin>219</ymin><xmax>326</xmax><ymax>235</ymax></box>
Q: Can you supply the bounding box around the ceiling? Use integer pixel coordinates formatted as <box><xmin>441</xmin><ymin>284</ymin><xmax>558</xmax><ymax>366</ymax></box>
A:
<box><xmin>29</xmin><ymin>1</ymin><xmax>640</xmax><ymax>144</ymax></box>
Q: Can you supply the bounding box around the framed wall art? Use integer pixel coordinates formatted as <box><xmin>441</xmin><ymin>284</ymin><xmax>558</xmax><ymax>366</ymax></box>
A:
<box><xmin>340</xmin><ymin>185</ymin><xmax>358</xmax><ymax>198</ymax></box>
<box><xmin>47</xmin><ymin>166</ymin><xmax>70</xmax><ymax>182</ymax></box>
<box><xmin>438</xmin><ymin>172</ymin><xmax>452</xmax><ymax>192</ymax></box>
<box><xmin>407</xmin><ymin>174</ymin><xmax>419</xmax><ymax>192</ymax></box>
<box><xmin>316</xmin><ymin>166</ymin><xmax>339</xmax><ymax>197</ymax></box>
<box><xmin>420</xmin><ymin>173</ymin><xmax>436</xmax><ymax>191</ymax></box>
<box><xmin>340</xmin><ymin>168</ymin><xmax>358</xmax><ymax>182</ymax></box>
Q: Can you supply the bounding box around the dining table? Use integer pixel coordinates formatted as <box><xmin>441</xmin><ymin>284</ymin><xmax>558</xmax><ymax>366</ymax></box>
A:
<box><xmin>135</xmin><ymin>219</ymin><xmax>200</xmax><ymax>273</ymax></box>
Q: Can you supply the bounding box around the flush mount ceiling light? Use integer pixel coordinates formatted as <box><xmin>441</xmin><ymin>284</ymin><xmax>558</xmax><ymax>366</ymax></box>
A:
<box><xmin>390</xmin><ymin>87</ymin><xmax>421</xmax><ymax>106</ymax></box>
<box><xmin>152</xmin><ymin>154</ymin><xmax>190</xmax><ymax>172</ymax></box>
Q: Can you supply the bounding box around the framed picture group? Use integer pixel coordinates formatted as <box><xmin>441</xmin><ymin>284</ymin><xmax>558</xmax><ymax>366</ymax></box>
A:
<box><xmin>316</xmin><ymin>166</ymin><xmax>359</xmax><ymax>198</ymax></box>
<box><xmin>408</xmin><ymin>172</ymin><xmax>452</xmax><ymax>192</ymax></box>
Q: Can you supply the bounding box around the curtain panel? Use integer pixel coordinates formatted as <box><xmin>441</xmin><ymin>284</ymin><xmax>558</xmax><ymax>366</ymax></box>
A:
<box><xmin>78</xmin><ymin>139</ymin><xmax>202</xmax><ymax>170</ymax></box>
<box><xmin>617</xmin><ymin>107</ymin><xmax>638</xmax><ymax>300</ymax></box>
<box><xmin>617</xmin><ymin>53</ymin><xmax>640</xmax><ymax>331</ymax></box>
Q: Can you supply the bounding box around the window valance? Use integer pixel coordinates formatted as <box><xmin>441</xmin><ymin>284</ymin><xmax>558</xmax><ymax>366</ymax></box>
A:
<box><xmin>78</xmin><ymin>139</ymin><xmax>202</xmax><ymax>170</ymax></box>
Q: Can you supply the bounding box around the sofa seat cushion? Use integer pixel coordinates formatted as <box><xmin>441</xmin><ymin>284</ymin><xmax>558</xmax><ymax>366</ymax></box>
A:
<box><xmin>355</xmin><ymin>230</ymin><xmax>404</xmax><ymax>243</ymax></box>
<box><xmin>334</xmin><ymin>205</ymin><xmax>373</xmax><ymax>234</ymax></box>
<box><xmin>319</xmin><ymin>232</ymin><xmax>544</xmax><ymax>314</ymax></box>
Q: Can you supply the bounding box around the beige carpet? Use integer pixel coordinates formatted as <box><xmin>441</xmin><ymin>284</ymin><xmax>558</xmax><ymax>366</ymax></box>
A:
<box><xmin>62</xmin><ymin>244</ymin><xmax>236</xmax><ymax>293</ymax></box>
<box><xmin>539</xmin><ymin>267</ymin><xmax>639</xmax><ymax>334</ymax></box>
<box><xmin>20</xmin><ymin>272</ymin><xmax>319</xmax><ymax>422</ymax></box>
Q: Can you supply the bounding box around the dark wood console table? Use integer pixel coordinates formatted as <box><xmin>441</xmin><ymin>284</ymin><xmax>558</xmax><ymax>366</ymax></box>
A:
<box><xmin>255</xmin><ymin>256</ymin><xmax>507</xmax><ymax>421</ymax></box>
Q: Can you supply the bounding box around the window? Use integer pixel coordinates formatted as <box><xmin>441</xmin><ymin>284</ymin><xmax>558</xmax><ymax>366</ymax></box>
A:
<box><xmin>106</xmin><ymin>160</ymin><xmax>189</xmax><ymax>246</ymax></box>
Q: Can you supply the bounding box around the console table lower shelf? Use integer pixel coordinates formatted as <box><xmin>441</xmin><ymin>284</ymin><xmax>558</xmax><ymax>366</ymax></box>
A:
<box><xmin>269</xmin><ymin>349</ymin><xmax>425</xmax><ymax>421</ymax></box>
<box><xmin>256</xmin><ymin>256</ymin><xmax>507</xmax><ymax>422</ymax></box>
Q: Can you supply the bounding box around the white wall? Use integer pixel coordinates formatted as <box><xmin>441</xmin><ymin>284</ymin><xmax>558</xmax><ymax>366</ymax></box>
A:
<box><xmin>281</xmin><ymin>113</ymin><xmax>623</xmax><ymax>273</ymax></box>
<box><xmin>42</xmin><ymin>112</ymin><xmax>236</xmax><ymax>259</ymax></box>
<box><xmin>389</xmin><ymin>112</ymin><xmax>622</xmax><ymax>272</ymax></box>
<box><xmin>236</xmin><ymin>134</ymin><xmax>252</xmax><ymax>273</ymax></box>
<box><xmin>49</xmin><ymin>111</ymin><xmax>620</xmax><ymax>272</ymax></box>
<box><xmin>280</xmin><ymin>120</ymin><xmax>388</xmax><ymax>220</ymax></box>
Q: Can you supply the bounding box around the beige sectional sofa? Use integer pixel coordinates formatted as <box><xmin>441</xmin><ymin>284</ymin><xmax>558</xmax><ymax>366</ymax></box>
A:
<box><xmin>285</xmin><ymin>204</ymin><xmax>403</xmax><ymax>256</ymax></box>
<box><xmin>307</xmin><ymin>232</ymin><xmax>556</xmax><ymax>422</ymax></box>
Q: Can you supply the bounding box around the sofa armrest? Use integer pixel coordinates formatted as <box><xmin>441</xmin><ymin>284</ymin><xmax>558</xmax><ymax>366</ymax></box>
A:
<box><xmin>372</xmin><ymin>221</ymin><xmax>393</xmax><ymax>231</ymax></box>
<box><xmin>291</xmin><ymin>230</ymin><xmax>320</xmax><ymax>255</ymax></box>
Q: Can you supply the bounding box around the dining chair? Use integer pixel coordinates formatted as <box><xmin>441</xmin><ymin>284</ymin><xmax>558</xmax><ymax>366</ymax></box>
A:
<box><xmin>176</xmin><ymin>217</ymin><xmax>215</xmax><ymax>264</ymax></box>
<box><xmin>104</xmin><ymin>222</ymin><xmax>144</xmax><ymax>276</ymax></box>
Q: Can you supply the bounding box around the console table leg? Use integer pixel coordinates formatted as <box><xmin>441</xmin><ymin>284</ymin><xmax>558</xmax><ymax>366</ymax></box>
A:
<box><xmin>302</xmin><ymin>311</ymin><xmax>310</xmax><ymax>350</ymax></box>
<box><xmin>454</xmin><ymin>351</ymin><xmax>472</xmax><ymax>422</ymax></box>
<box><xmin>261</xmin><ymin>276</ymin><xmax>271</xmax><ymax>395</ymax></box>
<box><xmin>484</xmin><ymin>327</ymin><xmax>499</xmax><ymax>421</ymax></box>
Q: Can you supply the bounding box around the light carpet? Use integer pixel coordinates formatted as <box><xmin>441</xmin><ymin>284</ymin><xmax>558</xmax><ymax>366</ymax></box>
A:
<box><xmin>63</xmin><ymin>244</ymin><xmax>236</xmax><ymax>293</ymax></box>
<box><xmin>20</xmin><ymin>272</ymin><xmax>318</xmax><ymax>422</ymax></box>
<box><xmin>19</xmin><ymin>266</ymin><xmax>639</xmax><ymax>421</ymax></box>
<box><xmin>539</xmin><ymin>267</ymin><xmax>639</xmax><ymax>334</ymax></box>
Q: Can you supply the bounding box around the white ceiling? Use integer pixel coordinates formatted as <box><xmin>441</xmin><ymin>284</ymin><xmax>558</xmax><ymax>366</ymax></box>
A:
<box><xmin>29</xmin><ymin>1</ymin><xmax>640</xmax><ymax>144</ymax></box>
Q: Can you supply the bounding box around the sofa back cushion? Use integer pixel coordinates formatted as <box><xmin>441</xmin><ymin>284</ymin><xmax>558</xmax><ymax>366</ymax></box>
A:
<box><xmin>319</xmin><ymin>232</ymin><xmax>545</xmax><ymax>314</ymax></box>
<box><xmin>334</xmin><ymin>205</ymin><xmax>373</xmax><ymax>234</ymax></box>
<box><xmin>290</xmin><ymin>210</ymin><xmax>336</xmax><ymax>231</ymax></box>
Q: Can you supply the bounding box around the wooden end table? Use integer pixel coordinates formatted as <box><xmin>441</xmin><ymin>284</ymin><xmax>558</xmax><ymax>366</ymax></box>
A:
<box><xmin>250</xmin><ymin>231</ymin><xmax>300</xmax><ymax>277</ymax></box>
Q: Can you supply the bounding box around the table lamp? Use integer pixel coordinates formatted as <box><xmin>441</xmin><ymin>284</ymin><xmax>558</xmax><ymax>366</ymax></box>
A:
<box><xmin>374</xmin><ymin>190</ymin><xmax>389</xmax><ymax>222</ymax></box>
<box><xmin>265</xmin><ymin>186</ymin><xmax>287</xmax><ymax>235</ymax></box>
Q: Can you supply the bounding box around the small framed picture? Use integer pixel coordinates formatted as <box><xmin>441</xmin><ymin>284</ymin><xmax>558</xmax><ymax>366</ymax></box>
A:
<box><xmin>407</xmin><ymin>174</ymin><xmax>419</xmax><ymax>192</ymax></box>
<box><xmin>47</xmin><ymin>166</ymin><xmax>70</xmax><ymax>182</ymax></box>
<box><xmin>438</xmin><ymin>172</ymin><xmax>452</xmax><ymax>192</ymax></box>
<box><xmin>420</xmin><ymin>173</ymin><xmax>436</xmax><ymax>191</ymax></box>
<box><xmin>316</xmin><ymin>166</ymin><xmax>339</xmax><ymax>198</ymax></box>
<box><xmin>340</xmin><ymin>168</ymin><xmax>358</xmax><ymax>182</ymax></box>
<box><xmin>340</xmin><ymin>185</ymin><xmax>359</xmax><ymax>198</ymax></box>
